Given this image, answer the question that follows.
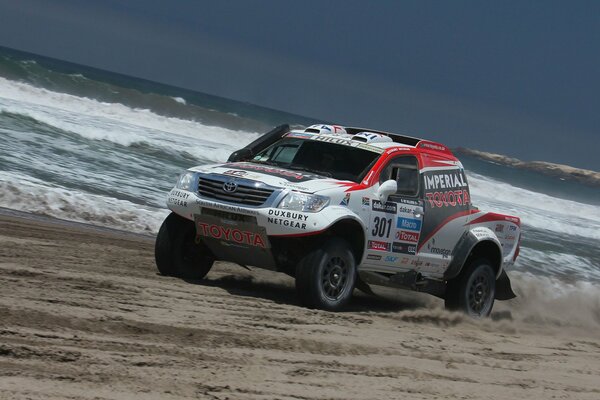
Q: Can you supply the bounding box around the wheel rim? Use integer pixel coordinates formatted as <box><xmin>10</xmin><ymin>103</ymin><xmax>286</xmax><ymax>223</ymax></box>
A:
<box><xmin>321</xmin><ymin>256</ymin><xmax>348</xmax><ymax>301</ymax></box>
<box><xmin>467</xmin><ymin>271</ymin><xmax>492</xmax><ymax>315</ymax></box>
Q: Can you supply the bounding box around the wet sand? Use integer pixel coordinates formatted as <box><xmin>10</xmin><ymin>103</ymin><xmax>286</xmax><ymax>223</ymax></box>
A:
<box><xmin>1</xmin><ymin>211</ymin><xmax>599</xmax><ymax>399</ymax></box>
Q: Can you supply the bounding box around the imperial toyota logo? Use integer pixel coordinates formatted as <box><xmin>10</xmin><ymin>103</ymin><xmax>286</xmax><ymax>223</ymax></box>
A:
<box><xmin>222</xmin><ymin>181</ymin><xmax>238</xmax><ymax>193</ymax></box>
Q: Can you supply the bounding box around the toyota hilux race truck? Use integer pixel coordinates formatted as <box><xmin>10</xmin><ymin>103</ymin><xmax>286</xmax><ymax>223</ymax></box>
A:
<box><xmin>156</xmin><ymin>124</ymin><xmax>520</xmax><ymax>317</ymax></box>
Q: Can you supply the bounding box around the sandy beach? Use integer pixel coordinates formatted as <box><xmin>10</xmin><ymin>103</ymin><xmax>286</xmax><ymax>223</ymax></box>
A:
<box><xmin>0</xmin><ymin>210</ymin><xmax>599</xmax><ymax>400</ymax></box>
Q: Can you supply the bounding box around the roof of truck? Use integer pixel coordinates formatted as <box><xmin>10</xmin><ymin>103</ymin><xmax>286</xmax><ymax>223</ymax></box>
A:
<box><xmin>287</xmin><ymin>126</ymin><xmax>457</xmax><ymax>159</ymax></box>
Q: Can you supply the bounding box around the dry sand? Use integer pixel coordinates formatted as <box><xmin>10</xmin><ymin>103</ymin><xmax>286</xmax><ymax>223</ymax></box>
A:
<box><xmin>0</xmin><ymin>211</ymin><xmax>599</xmax><ymax>399</ymax></box>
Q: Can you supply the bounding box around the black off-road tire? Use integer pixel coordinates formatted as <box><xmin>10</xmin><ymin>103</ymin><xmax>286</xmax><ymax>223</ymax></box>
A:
<box><xmin>295</xmin><ymin>238</ymin><xmax>356</xmax><ymax>311</ymax></box>
<box><xmin>155</xmin><ymin>212</ymin><xmax>214</xmax><ymax>279</ymax></box>
<box><xmin>445</xmin><ymin>258</ymin><xmax>496</xmax><ymax>317</ymax></box>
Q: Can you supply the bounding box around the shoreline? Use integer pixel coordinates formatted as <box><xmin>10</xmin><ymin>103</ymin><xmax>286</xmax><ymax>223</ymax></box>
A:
<box><xmin>1</xmin><ymin>211</ymin><xmax>599</xmax><ymax>399</ymax></box>
<box><xmin>454</xmin><ymin>147</ymin><xmax>600</xmax><ymax>187</ymax></box>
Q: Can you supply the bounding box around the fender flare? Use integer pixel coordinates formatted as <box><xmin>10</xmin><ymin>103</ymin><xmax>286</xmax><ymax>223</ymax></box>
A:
<box><xmin>444</xmin><ymin>227</ymin><xmax>502</xmax><ymax>281</ymax></box>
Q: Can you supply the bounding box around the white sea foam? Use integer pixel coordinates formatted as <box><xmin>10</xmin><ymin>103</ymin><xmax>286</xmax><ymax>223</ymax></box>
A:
<box><xmin>516</xmin><ymin>247</ymin><xmax>600</xmax><ymax>282</ymax></box>
<box><xmin>468</xmin><ymin>172</ymin><xmax>600</xmax><ymax>240</ymax></box>
<box><xmin>0</xmin><ymin>77</ymin><xmax>259</xmax><ymax>162</ymax></box>
<box><xmin>172</xmin><ymin>96</ymin><xmax>187</xmax><ymax>105</ymax></box>
<box><xmin>495</xmin><ymin>271</ymin><xmax>600</xmax><ymax>329</ymax></box>
<box><xmin>0</xmin><ymin>172</ymin><xmax>168</xmax><ymax>234</ymax></box>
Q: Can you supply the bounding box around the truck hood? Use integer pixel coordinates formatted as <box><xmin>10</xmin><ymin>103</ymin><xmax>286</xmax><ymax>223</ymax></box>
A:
<box><xmin>189</xmin><ymin>162</ymin><xmax>353</xmax><ymax>193</ymax></box>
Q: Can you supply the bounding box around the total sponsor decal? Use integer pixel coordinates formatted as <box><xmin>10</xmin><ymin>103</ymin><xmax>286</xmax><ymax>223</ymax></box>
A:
<box><xmin>267</xmin><ymin>209</ymin><xmax>308</xmax><ymax>229</ymax></box>
<box><xmin>392</xmin><ymin>242</ymin><xmax>416</xmax><ymax>255</ymax></box>
<box><xmin>372</xmin><ymin>200</ymin><xmax>396</xmax><ymax>213</ymax></box>
<box><xmin>368</xmin><ymin>240</ymin><xmax>391</xmax><ymax>252</ymax></box>
<box><xmin>397</xmin><ymin>217</ymin><xmax>422</xmax><ymax>232</ymax></box>
<box><xmin>395</xmin><ymin>230</ymin><xmax>419</xmax><ymax>243</ymax></box>
<box><xmin>197</xmin><ymin>222</ymin><xmax>266</xmax><ymax>248</ymax></box>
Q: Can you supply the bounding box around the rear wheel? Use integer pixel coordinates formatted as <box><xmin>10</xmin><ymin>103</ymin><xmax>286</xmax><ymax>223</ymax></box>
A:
<box><xmin>445</xmin><ymin>258</ymin><xmax>495</xmax><ymax>317</ymax></box>
<box><xmin>155</xmin><ymin>212</ymin><xmax>214</xmax><ymax>279</ymax></box>
<box><xmin>295</xmin><ymin>238</ymin><xmax>356</xmax><ymax>311</ymax></box>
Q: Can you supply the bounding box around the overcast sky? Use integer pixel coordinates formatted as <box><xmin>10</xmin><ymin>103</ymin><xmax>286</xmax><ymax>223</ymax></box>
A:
<box><xmin>0</xmin><ymin>0</ymin><xmax>598</xmax><ymax>170</ymax></box>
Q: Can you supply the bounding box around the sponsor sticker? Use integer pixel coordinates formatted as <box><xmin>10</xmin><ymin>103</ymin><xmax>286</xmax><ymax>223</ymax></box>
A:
<box><xmin>196</xmin><ymin>221</ymin><xmax>266</xmax><ymax>248</ymax></box>
<box><xmin>384</xmin><ymin>255</ymin><xmax>398</xmax><ymax>263</ymax></box>
<box><xmin>267</xmin><ymin>209</ymin><xmax>308</xmax><ymax>229</ymax></box>
<box><xmin>428</xmin><ymin>247</ymin><xmax>451</xmax><ymax>258</ymax></box>
<box><xmin>223</xmin><ymin>169</ymin><xmax>247</xmax><ymax>177</ymax></box>
<box><xmin>362</xmin><ymin>197</ymin><xmax>370</xmax><ymax>206</ymax></box>
<box><xmin>392</xmin><ymin>242</ymin><xmax>416</xmax><ymax>255</ymax></box>
<box><xmin>397</xmin><ymin>217</ymin><xmax>422</xmax><ymax>231</ymax></box>
<box><xmin>424</xmin><ymin>190</ymin><xmax>471</xmax><ymax>208</ymax></box>
<box><xmin>196</xmin><ymin>199</ymin><xmax>259</xmax><ymax>215</ymax></box>
<box><xmin>423</xmin><ymin>172</ymin><xmax>467</xmax><ymax>190</ymax></box>
<box><xmin>368</xmin><ymin>240</ymin><xmax>391</xmax><ymax>252</ymax></box>
<box><xmin>168</xmin><ymin>189</ymin><xmax>191</xmax><ymax>207</ymax></box>
<box><xmin>495</xmin><ymin>224</ymin><xmax>504</xmax><ymax>233</ymax></box>
<box><xmin>366</xmin><ymin>254</ymin><xmax>382</xmax><ymax>261</ymax></box>
<box><xmin>340</xmin><ymin>192</ymin><xmax>351</xmax><ymax>206</ymax></box>
<box><xmin>372</xmin><ymin>200</ymin><xmax>397</xmax><ymax>213</ymax></box>
<box><xmin>395</xmin><ymin>230</ymin><xmax>419</xmax><ymax>243</ymax></box>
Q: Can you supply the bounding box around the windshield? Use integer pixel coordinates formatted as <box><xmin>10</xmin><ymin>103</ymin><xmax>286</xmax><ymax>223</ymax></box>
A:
<box><xmin>251</xmin><ymin>137</ymin><xmax>380</xmax><ymax>182</ymax></box>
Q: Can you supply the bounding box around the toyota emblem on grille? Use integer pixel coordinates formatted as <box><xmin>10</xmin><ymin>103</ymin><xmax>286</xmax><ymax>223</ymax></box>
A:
<box><xmin>222</xmin><ymin>181</ymin><xmax>238</xmax><ymax>193</ymax></box>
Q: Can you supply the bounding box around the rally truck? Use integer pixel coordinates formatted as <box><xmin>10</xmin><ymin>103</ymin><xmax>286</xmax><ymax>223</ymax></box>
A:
<box><xmin>156</xmin><ymin>124</ymin><xmax>520</xmax><ymax>316</ymax></box>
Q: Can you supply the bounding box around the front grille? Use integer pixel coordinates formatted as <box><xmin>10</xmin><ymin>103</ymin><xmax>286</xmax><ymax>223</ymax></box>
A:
<box><xmin>198</xmin><ymin>176</ymin><xmax>274</xmax><ymax>206</ymax></box>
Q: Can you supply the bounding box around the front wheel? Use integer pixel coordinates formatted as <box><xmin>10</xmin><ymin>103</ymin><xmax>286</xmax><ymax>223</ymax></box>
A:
<box><xmin>445</xmin><ymin>258</ymin><xmax>496</xmax><ymax>317</ymax></box>
<box><xmin>295</xmin><ymin>238</ymin><xmax>356</xmax><ymax>311</ymax></box>
<box><xmin>155</xmin><ymin>212</ymin><xmax>214</xmax><ymax>279</ymax></box>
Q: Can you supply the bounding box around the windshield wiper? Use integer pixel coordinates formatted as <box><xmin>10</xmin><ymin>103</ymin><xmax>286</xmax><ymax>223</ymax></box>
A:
<box><xmin>250</xmin><ymin>159</ymin><xmax>283</xmax><ymax>167</ymax></box>
<box><xmin>287</xmin><ymin>165</ymin><xmax>332</xmax><ymax>178</ymax></box>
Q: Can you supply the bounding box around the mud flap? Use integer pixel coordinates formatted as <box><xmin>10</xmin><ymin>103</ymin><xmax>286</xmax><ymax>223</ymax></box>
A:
<box><xmin>495</xmin><ymin>270</ymin><xmax>517</xmax><ymax>300</ymax></box>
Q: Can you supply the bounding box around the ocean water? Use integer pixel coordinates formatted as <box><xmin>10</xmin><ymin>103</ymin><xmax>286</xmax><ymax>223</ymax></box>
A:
<box><xmin>1</xmin><ymin>47</ymin><xmax>599</xmax><ymax>322</ymax></box>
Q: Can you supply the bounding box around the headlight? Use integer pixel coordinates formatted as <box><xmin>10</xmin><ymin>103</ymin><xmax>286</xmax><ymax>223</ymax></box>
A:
<box><xmin>176</xmin><ymin>172</ymin><xmax>196</xmax><ymax>191</ymax></box>
<box><xmin>278</xmin><ymin>192</ymin><xmax>329</xmax><ymax>213</ymax></box>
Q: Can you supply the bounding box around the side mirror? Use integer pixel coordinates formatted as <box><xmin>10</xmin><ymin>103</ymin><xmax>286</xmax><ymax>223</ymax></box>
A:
<box><xmin>377</xmin><ymin>179</ymin><xmax>397</xmax><ymax>202</ymax></box>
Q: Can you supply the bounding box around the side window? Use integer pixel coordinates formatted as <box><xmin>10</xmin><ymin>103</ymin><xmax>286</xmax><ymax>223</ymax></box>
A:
<box><xmin>379</xmin><ymin>156</ymin><xmax>419</xmax><ymax>197</ymax></box>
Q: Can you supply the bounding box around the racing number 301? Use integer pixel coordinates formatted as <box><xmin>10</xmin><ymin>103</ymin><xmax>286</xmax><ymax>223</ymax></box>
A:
<box><xmin>372</xmin><ymin>217</ymin><xmax>392</xmax><ymax>238</ymax></box>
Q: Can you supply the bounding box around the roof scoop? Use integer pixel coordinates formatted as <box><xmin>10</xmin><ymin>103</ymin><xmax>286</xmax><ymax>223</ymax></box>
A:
<box><xmin>351</xmin><ymin>131</ymin><xmax>394</xmax><ymax>144</ymax></box>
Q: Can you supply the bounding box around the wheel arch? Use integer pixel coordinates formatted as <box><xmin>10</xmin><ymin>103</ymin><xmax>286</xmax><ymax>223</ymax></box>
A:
<box><xmin>444</xmin><ymin>229</ymin><xmax>503</xmax><ymax>281</ymax></box>
<box><xmin>326</xmin><ymin>217</ymin><xmax>366</xmax><ymax>264</ymax></box>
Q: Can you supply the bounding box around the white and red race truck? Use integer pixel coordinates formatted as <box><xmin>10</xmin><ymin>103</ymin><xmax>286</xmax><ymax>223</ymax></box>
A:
<box><xmin>156</xmin><ymin>124</ymin><xmax>520</xmax><ymax>316</ymax></box>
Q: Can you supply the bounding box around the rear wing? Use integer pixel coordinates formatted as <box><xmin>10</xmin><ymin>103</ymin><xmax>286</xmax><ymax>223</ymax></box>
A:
<box><xmin>345</xmin><ymin>127</ymin><xmax>453</xmax><ymax>156</ymax></box>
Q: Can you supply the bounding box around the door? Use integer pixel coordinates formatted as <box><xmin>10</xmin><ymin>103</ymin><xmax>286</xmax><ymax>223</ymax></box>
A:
<box><xmin>364</xmin><ymin>155</ymin><xmax>423</xmax><ymax>271</ymax></box>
